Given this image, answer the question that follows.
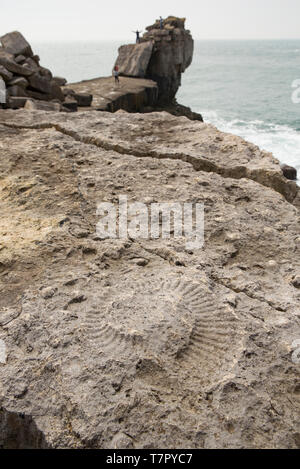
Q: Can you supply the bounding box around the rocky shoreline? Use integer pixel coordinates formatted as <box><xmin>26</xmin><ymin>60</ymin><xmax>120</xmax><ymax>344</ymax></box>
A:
<box><xmin>0</xmin><ymin>18</ymin><xmax>299</xmax><ymax>450</ymax></box>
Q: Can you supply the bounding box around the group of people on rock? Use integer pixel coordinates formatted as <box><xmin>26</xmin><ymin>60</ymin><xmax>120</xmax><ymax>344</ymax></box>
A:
<box><xmin>113</xmin><ymin>16</ymin><xmax>164</xmax><ymax>85</ymax></box>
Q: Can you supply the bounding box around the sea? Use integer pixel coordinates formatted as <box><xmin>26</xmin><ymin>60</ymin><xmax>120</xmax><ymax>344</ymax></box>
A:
<box><xmin>32</xmin><ymin>39</ymin><xmax>300</xmax><ymax>179</ymax></box>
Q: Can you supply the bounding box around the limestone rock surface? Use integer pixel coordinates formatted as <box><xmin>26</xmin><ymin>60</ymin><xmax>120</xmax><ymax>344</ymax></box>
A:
<box><xmin>0</xmin><ymin>31</ymin><xmax>92</xmax><ymax>112</ymax></box>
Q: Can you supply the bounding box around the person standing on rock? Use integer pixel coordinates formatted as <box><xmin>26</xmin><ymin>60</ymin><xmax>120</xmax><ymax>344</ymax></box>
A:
<box><xmin>133</xmin><ymin>30</ymin><xmax>142</xmax><ymax>44</ymax></box>
<box><xmin>159</xmin><ymin>16</ymin><xmax>164</xmax><ymax>29</ymax></box>
<box><xmin>113</xmin><ymin>65</ymin><xmax>120</xmax><ymax>85</ymax></box>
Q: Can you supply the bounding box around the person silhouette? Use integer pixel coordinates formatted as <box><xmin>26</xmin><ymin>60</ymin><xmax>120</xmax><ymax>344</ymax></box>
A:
<box><xmin>133</xmin><ymin>30</ymin><xmax>142</xmax><ymax>44</ymax></box>
<box><xmin>159</xmin><ymin>16</ymin><xmax>164</xmax><ymax>29</ymax></box>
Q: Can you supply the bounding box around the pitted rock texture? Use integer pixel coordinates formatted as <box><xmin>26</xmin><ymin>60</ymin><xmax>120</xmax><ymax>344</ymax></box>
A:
<box><xmin>0</xmin><ymin>109</ymin><xmax>299</xmax><ymax>449</ymax></box>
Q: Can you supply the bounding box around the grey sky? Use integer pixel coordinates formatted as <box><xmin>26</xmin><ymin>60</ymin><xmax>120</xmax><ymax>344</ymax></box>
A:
<box><xmin>0</xmin><ymin>0</ymin><xmax>299</xmax><ymax>41</ymax></box>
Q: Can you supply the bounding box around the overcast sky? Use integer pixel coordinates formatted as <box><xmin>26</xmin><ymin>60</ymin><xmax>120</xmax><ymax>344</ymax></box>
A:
<box><xmin>0</xmin><ymin>0</ymin><xmax>300</xmax><ymax>42</ymax></box>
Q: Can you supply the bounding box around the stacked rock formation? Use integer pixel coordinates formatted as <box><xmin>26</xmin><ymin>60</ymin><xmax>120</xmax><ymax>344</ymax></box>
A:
<box><xmin>115</xmin><ymin>16</ymin><xmax>194</xmax><ymax>104</ymax></box>
<box><xmin>0</xmin><ymin>31</ymin><xmax>93</xmax><ymax>112</ymax></box>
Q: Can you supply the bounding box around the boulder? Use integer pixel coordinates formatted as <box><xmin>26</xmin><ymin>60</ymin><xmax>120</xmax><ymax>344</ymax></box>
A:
<box><xmin>142</xmin><ymin>16</ymin><xmax>194</xmax><ymax>103</ymax></box>
<box><xmin>114</xmin><ymin>42</ymin><xmax>153</xmax><ymax>78</ymax></box>
<box><xmin>7</xmin><ymin>77</ymin><xmax>28</xmax><ymax>89</ymax></box>
<box><xmin>7</xmin><ymin>96</ymin><xmax>28</xmax><ymax>109</ymax></box>
<box><xmin>15</xmin><ymin>55</ymin><xmax>26</xmax><ymax>64</ymax></box>
<box><xmin>23</xmin><ymin>57</ymin><xmax>39</xmax><ymax>72</ymax></box>
<box><xmin>292</xmin><ymin>275</ymin><xmax>300</xmax><ymax>289</ymax></box>
<box><xmin>0</xmin><ymin>53</ymin><xmax>33</xmax><ymax>77</ymax></box>
<box><xmin>73</xmin><ymin>93</ymin><xmax>93</xmax><ymax>107</ymax></box>
<box><xmin>39</xmin><ymin>67</ymin><xmax>53</xmax><ymax>80</ymax></box>
<box><xmin>50</xmin><ymin>81</ymin><xmax>64</xmax><ymax>101</ymax></box>
<box><xmin>63</xmin><ymin>88</ymin><xmax>75</xmax><ymax>97</ymax></box>
<box><xmin>281</xmin><ymin>164</ymin><xmax>297</xmax><ymax>181</ymax></box>
<box><xmin>24</xmin><ymin>99</ymin><xmax>61</xmax><ymax>112</ymax></box>
<box><xmin>0</xmin><ymin>31</ymin><xmax>33</xmax><ymax>57</ymax></box>
<box><xmin>115</xmin><ymin>16</ymin><xmax>194</xmax><ymax>104</ymax></box>
<box><xmin>0</xmin><ymin>65</ymin><xmax>13</xmax><ymax>82</ymax></box>
<box><xmin>53</xmin><ymin>76</ymin><xmax>67</xmax><ymax>86</ymax></box>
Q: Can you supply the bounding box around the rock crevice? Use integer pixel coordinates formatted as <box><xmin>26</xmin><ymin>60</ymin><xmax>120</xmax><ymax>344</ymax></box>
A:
<box><xmin>0</xmin><ymin>114</ymin><xmax>297</xmax><ymax>204</ymax></box>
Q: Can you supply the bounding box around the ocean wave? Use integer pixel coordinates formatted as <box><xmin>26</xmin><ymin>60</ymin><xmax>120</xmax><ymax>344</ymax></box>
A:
<box><xmin>202</xmin><ymin>110</ymin><xmax>300</xmax><ymax>181</ymax></box>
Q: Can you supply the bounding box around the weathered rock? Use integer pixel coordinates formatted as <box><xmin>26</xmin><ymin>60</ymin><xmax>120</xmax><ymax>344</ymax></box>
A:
<box><xmin>26</xmin><ymin>89</ymin><xmax>52</xmax><ymax>101</ymax></box>
<box><xmin>28</xmin><ymin>72</ymin><xmax>52</xmax><ymax>94</ymax></box>
<box><xmin>15</xmin><ymin>55</ymin><xmax>26</xmax><ymax>64</ymax></box>
<box><xmin>50</xmin><ymin>81</ymin><xmax>64</xmax><ymax>102</ymax></box>
<box><xmin>0</xmin><ymin>65</ymin><xmax>13</xmax><ymax>82</ymax></box>
<box><xmin>146</xmin><ymin>98</ymin><xmax>203</xmax><ymax>121</ymax></box>
<box><xmin>0</xmin><ymin>54</ymin><xmax>33</xmax><ymax>77</ymax></box>
<box><xmin>73</xmin><ymin>93</ymin><xmax>93</xmax><ymax>107</ymax></box>
<box><xmin>0</xmin><ymin>31</ymin><xmax>33</xmax><ymax>57</ymax></box>
<box><xmin>0</xmin><ymin>108</ymin><xmax>298</xmax><ymax>449</ymax></box>
<box><xmin>142</xmin><ymin>16</ymin><xmax>194</xmax><ymax>103</ymax></box>
<box><xmin>114</xmin><ymin>17</ymin><xmax>193</xmax><ymax>104</ymax></box>
<box><xmin>281</xmin><ymin>164</ymin><xmax>297</xmax><ymax>181</ymax></box>
<box><xmin>0</xmin><ymin>77</ymin><xmax>7</xmax><ymax>104</ymax></box>
<box><xmin>146</xmin><ymin>16</ymin><xmax>186</xmax><ymax>31</ymax></box>
<box><xmin>39</xmin><ymin>67</ymin><xmax>53</xmax><ymax>80</ymax></box>
<box><xmin>53</xmin><ymin>76</ymin><xmax>67</xmax><ymax>87</ymax></box>
<box><xmin>63</xmin><ymin>88</ymin><xmax>75</xmax><ymax>97</ymax></box>
<box><xmin>115</xmin><ymin>42</ymin><xmax>153</xmax><ymax>78</ymax></box>
<box><xmin>7</xmin><ymin>96</ymin><xmax>28</xmax><ymax>109</ymax></box>
<box><xmin>24</xmin><ymin>99</ymin><xmax>61</xmax><ymax>112</ymax></box>
<box><xmin>65</xmin><ymin>76</ymin><xmax>158</xmax><ymax>112</ymax></box>
<box><xmin>32</xmin><ymin>55</ymin><xmax>40</xmax><ymax>65</ymax></box>
<box><xmin>23</xmin><ymin>57</ymin><xmax>39</xmax><ymax>72</ymax></box>
<box><xmin>6</xmin><ymin>85</ymin><xmax>28</xmax><ymax>97</ymax></box>
<box><xmin>63</xmin><ymin>98</ymin><xmax>78</xmax><ymax>112</ymax></box>
<box><xmin>7</xmin><ymin>76</ymin><xmax>28</xmax><ymax>88</ymax></box>
<box><xmin>0</xmin><ymin>33</ymin><xmax>72</xmax><ymax>112</ymax></box>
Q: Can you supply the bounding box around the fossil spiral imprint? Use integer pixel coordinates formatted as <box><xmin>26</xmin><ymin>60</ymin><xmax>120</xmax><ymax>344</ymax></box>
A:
<box><xmin>83</xmin><ymin>275</ymin><xmax>241</xmax><ymax>377</ymax></box>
